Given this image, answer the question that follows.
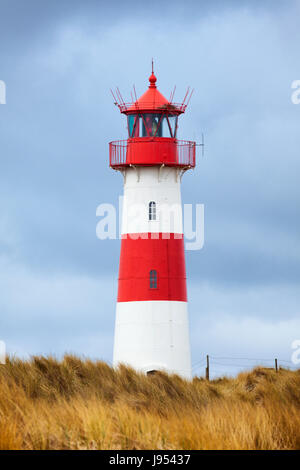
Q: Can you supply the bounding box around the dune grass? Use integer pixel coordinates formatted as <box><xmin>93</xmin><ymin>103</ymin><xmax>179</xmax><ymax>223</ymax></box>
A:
<box><xmin>0</xmin><ymin>355</ymin><xmax>299</xmax><ymax>450</ymax></box>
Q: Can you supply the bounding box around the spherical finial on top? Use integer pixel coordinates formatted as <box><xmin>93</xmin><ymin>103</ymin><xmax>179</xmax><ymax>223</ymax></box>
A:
<box><xmin>149</xmin><ymin>58</ymin><xmax>157</xmax><ymax>88</ymax></box>
<box><xmin>149</xmin><ymin>72</ymin><xmax>157</xmax><ymax>88</ymax></box>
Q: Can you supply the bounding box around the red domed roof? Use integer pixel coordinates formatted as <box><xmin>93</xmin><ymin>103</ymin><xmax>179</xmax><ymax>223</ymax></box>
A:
<box><xmin>112</xmin><ymin>67</ymin><xmax>189</xmax><ymax>115</ymax></box>
<box><xmin>126</xmin><ymin>72</ymin><xmax>170</xmax><ymax>113</ymax></box>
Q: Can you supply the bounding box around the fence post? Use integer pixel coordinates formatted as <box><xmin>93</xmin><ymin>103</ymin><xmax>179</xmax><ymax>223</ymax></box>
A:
<box><xmin>275</xmin><ymin>358</ymin><xmax>278</xmax><ymax>373</ymax></box>
<box><xmin>205</xmin><ymin>355</ymin><xmax>210</xmax><ymax>381</ymax></box>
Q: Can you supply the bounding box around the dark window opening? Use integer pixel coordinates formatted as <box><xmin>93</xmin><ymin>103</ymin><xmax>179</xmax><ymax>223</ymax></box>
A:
<box><xmin>150</xmin><ymin>269</ymin><xmax>158</xmax><ymax>289</ymax></box>
<box><xmin>149</xmin><ymin>201</ymin><xmax>156</xmax><ymax>221</ymax></box>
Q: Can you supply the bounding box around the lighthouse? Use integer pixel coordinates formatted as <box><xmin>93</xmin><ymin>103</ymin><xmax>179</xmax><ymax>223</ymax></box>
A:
<box><xmin>110</xmin><ymin>66</ymin><xmax>196</xmax><ymax>379</ymax></box>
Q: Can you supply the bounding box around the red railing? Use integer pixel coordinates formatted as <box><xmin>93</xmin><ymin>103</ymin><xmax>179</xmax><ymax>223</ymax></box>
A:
<box><xmin>109</xmin><ymin>139</ymin><xmax>196</xmax><ymax>169</ymax></box>
<box><xmin>176</xmin><ymin>140</ymin><xmax>196</xmax><ymax>167</ymax></box>
<box><xmin>115</xmin><ymin>102</ymin><xmax>187</xmax><ymax>114</ymax></box>
<box><xmin>110</xmin><ymin>140</ymin><xmax>128</xmax><ymax>166</ymax></box>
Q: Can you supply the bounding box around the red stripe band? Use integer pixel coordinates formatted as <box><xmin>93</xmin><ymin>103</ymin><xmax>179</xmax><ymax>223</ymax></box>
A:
<box><xmin>117</xmin><ymin>233</ymin><xmax>187</xmax><ymax>302</ymax></box>
<box><xmin>121</xmin><ymin>233</ymin><xmax>183</xmax><ymax>240</ymax></box>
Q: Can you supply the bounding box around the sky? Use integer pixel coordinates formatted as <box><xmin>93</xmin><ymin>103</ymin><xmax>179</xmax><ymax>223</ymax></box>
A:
<box><xmin>0</xmin><ymin>0</ymin><xmax>299</xmax><ymax>377</ymax></box>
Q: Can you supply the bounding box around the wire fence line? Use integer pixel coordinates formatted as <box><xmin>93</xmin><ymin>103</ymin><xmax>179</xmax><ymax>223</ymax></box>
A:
<box><xmin>192</xmin><ymin>355</ymin><xmax>299</xmax><ymax>376</ymax></box>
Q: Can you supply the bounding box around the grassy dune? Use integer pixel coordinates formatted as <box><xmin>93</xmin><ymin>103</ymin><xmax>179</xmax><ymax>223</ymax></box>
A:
<box><xmin>0</xmin><ymin>356</ymin><xmax>299</xmax><ymax>450</ymax></box>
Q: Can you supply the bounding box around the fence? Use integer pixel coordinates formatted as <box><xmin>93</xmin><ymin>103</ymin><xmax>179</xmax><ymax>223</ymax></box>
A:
<box><xmin>192</xmin><ymin>355</ymin><xmax>299</xmax><ymax>380</ymax></box>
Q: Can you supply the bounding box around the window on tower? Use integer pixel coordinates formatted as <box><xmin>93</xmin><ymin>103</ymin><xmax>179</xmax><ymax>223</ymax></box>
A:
<box><xmin>149</xmin><ymin>270</ymin><xmax>158</xmax><ymax>289</ymax></box>
<box><xmin>149</xmin><ymin>201</ymin><xmax>156</xmax><ymax>221</ymax></box>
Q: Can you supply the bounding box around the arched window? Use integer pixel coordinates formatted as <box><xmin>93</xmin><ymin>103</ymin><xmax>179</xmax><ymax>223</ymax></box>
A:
<box><xmin>149</xmin><ymin>201</ymin><xmax>156</xmax><ymax>221</ymax></box>
<box><xmin>149</xmin><ymin>270</ymin><xmax>158</xmax><ymax>289</ymax></box>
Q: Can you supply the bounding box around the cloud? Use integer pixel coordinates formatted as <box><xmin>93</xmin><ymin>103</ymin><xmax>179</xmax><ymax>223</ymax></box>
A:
<box><xmin>1</xmin><ymin>258</ymin><xmax>299</xmax><ymax>378</ymax></box>
<box><xmin>0</xmin><ymin>255</ymin><xmax>116</xmax><ymax>361</ymax></box>
<box><xmin>0</xmin><ymin>1</ymin><xmax>299</xmax><ymax>373</ymax></box>
<box><xmin>189</xmin><ymin>281</ymin><xmax>300</xmax><ymax>377</ymax></box>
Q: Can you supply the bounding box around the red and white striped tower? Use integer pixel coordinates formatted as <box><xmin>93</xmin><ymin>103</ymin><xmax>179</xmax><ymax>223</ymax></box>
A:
<box><xmin>109</xmin><ymin>67</ymin><xmax>196</xmax><ymax>379</ymax></box>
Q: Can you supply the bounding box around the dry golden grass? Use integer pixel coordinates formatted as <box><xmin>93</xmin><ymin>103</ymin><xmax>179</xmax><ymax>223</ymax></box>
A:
<box><xmin>0</xmin><ymin>355</ymin><xmax>299</xmax><ymax>450</ymax></box>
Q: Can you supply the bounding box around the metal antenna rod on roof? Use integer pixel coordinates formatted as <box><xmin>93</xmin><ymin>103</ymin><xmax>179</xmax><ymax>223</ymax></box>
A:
<box><xmin>110</xmin><ymin>88</ymin><xmax>118</xmax><ymax>104</ymax></box>
<box><xmin>116</xmin><ymin>87</ymin><xmax>126</xmax><ymax>107</ymax></box>
<box><xmin>186</xmin><ymin>88</ymin><xmax>194</xmax><ymax>107</ymax></box>
<box><xmin>170</xmin><ymin>85</ymin><xmax>176</xmax><ymax>102</ymax></box>
<box><xmin>152</xmin><ymin>58</ymin><xmax>154</xmax><ymax>74</ymax></box>
<box><xmin>115</xmin><ymin>87</ymin><xmax>122</xmax><ymax>105</ymax></box>
<box><xmin>182</xmin><ymin>86</ymin><xmax>190</xmax><ymax>106</ymax></box>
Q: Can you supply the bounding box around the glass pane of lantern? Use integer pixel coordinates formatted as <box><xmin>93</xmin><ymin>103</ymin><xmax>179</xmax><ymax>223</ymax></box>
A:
<box><xmin>153</xmin><ymin>115</ymin><xmax>162</xmax><ymax>136</ymax></box>
<box><xmin>128</xmin><ymin>115</ymin><xmax>137</xmax><ymax>137</ymax></box>
<box><xmin>162</xmin><ymin>117</ymin><xmax>172</xmax><ymax>137</ymax></box>
<box><xmin>130</xmin><ymin>115</ymin><xmax>142</xmax><ymax>137</ymax></box>
<box><xmin>141</xmin><ymin>115</ymin><xmax>149</xmax><ymax>137</ymax></box>
<box><xmin>140</xmin><ymin>114</ymin><xmax>164</xmax><ymax>137</ymax></box>
<box><xmin>168</xmin><ymin>116</ymin><xmax>178</xmax><ymax>137</ymax></box>
<box><xmin>133</xmin><ymin>116</ymin><xmax>140</xmax><ymax>137</ymax></box>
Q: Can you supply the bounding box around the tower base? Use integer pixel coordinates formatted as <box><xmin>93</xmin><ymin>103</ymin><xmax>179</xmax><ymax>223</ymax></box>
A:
<box><xmin>113</xmin><ymin>300</ymin><xmax>192</xmax><ymax>380</ymax></box>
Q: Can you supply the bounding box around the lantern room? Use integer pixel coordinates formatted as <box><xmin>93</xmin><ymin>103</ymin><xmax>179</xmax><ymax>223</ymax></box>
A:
<box><xmin>109</xmin><ymin>67</ymin><xmax>196</xmax><ymax>169</ymax></box>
